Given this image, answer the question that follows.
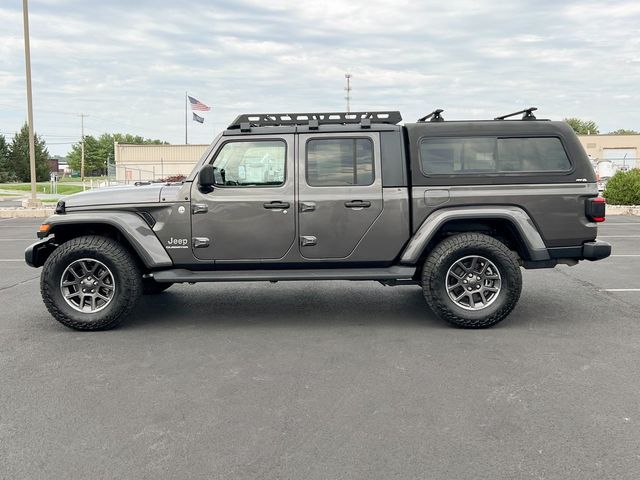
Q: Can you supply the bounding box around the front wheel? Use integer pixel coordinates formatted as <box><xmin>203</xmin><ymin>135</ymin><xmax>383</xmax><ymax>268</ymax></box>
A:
<box><xmin>422</xmin><ymin>233</ymin><xmax>522</xmax><ymax>328</ymax></box>
<box><xmin>41</xmin><ymin>235</ymin><xmax>142</xmax><ymax>330</ymax></box>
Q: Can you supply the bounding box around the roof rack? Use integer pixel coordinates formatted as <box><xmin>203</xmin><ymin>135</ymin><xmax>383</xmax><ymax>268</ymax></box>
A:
<box><xmin>417</xmin><ymin>109</ymin><xmax>445</xmax><ymax>122</ymax></box>
<box><xmin>227</xmin><ymin>111</ymin><xmax>402</xmax><ymax>131</ymax></box>
<box><xmin>494</xmin><ymin>107</ymin><xmax>538</xmax><ymax>121</ymax></box>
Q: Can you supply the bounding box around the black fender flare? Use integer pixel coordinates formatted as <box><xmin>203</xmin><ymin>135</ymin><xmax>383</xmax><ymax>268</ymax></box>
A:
<box><xmin>32</xmin><ymin>212</ymin><xmax>173</xmax><ymax>268</ymax></box>
<box><xmin>400</xmin><ymin>206</ymin><xmax>550</xmax><ymax>264</ymax></box>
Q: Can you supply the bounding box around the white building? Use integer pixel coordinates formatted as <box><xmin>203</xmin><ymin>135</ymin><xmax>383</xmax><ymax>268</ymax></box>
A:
<box><xmin>114</xmin><ymin>143</ymin><xmax>209</xmax><ymax>182</ymax></box>
<box><xmin>577</xmin><ymin>134</ymin><xmax>640</xmax><ymax>171</ymax></box>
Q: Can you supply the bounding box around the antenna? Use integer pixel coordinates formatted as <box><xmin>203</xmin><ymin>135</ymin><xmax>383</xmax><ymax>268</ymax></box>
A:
<box><xmin>344</xmin><ymin>73</ymin><xmax>352</xmax><ymax>113</ymax></box>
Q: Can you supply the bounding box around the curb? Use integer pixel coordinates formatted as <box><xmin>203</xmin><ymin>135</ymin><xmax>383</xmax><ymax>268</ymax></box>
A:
<box><xmin>0</xmin><ymin>208</ymin><xmax>55</xmax><ymax>218</ymax></box>
<box><xmin>607</xmin><ymin>205</ymin><xmax>640</xmax><ymax>216</ymax></box>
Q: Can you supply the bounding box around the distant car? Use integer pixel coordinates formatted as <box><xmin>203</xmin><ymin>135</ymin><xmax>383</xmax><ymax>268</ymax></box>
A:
<box><xmin>597</xmin><ymin>180</ymin><xmax>606</xmax><ymax>192</ymax></box>
<box><xmin>597</xmin><ymin>159</ymin><xmax>616</xmax><ymax>179</ymax></box>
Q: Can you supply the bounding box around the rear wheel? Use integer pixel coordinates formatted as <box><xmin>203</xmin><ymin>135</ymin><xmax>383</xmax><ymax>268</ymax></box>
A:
<box><xmin>41</xmin><ymin>235</ymin><xmax>142</xmax><ymax>330</ymax></box>
<box><xmin>422</xmin><ymin>233</ymin><xmax>522</xmax><ymax>328</ymax></box>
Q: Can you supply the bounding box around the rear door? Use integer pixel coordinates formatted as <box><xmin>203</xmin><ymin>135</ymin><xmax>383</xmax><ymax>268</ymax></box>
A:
<box><xmin>190</xmin><ymin>135</ymin><xmax>295</xmax><ymax>261</ymax></box>
<box><xmin>297</xmin><ymin>132</ymin><xmax>383</xmax><ymax>259</ymax></box>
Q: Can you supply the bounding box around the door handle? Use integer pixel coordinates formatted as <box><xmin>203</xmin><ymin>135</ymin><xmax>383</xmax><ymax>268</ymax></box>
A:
<box><xmin>344</xmin><ymin>200</ymin><xmax>371</xmax><ymax>208</ymax></box>
<box><xmin>263</xmin><ymin>201</ymin><xmax>290</xmax><ymax>210</ymax></box>
<box><xmin>300</xmin><ymin>202</ymin><xmax>316</xmax><ymax>212</ymax></box>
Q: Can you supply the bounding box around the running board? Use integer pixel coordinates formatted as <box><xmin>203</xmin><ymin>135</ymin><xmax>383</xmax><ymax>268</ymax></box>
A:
<box><xmin>152</xmin><ymin>266</ymin><xmax>416</xmax><ymax>283</ymax></box>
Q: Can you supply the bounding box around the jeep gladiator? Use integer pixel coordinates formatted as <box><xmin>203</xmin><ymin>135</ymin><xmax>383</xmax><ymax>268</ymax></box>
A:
<box><xmin>25</xmin><ymin>108</ymin><xmax>611</xmax><ymax>330</ymax></box>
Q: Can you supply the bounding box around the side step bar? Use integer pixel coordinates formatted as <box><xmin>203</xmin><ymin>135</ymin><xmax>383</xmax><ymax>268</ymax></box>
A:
<box><xmin>152</xmin><ymin>266</ymin><xmax>416</xmax><ymax>283</ymax></box>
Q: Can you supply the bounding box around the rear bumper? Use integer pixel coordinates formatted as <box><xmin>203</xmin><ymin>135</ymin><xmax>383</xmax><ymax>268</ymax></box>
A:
<box><xmin>547</xmin><ymin>240</ymin><xmax>611</xmax><ymax>262</ymax></box>
<box><xmin>25</xmin><ymin>237</ymin><xmax>57</xmax><ymax>268</ymax></box>
<box><xmin>581</xmin><ymin>240</ymin><xmax>612</xmax><ymax>261</ymax></box>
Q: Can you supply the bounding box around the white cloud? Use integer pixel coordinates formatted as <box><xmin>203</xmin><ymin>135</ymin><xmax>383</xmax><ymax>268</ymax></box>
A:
<box><xmin>0</xmin><ymin>0</ymin><xmax>638</xmax><ymax>155</ymax></box>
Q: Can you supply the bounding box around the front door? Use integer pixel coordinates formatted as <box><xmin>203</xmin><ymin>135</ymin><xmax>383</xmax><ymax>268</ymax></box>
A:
<box><xmin>191</xmin><ymin>135</ymin><xmax>296</xmax><ymax>261</ymax></box>
<box><xmin>297</xmin><ymin>132</ymin><xmax>383</xmax><ymax>259</ymax></box>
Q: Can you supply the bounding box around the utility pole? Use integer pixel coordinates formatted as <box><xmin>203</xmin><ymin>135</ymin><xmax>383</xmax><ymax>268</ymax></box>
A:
<box><xmin>344</xmin><ymin>73</ymin><xmax>352</xmax><ymax>113</ymax></box>
<box><xmin>79</xmin><ymin>113</ymin><xmax>88</xmax><ymax>180</ymax></box>
<box><xmin>22</xmin><ymin>0</ymin><xmax>40</xmax><ymax>208</ymax></box>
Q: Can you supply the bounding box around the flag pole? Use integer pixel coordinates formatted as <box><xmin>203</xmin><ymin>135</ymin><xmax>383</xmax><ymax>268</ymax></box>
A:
<box><xmin>184</xmin><ymin>91</ymin><xmax>188</xmax><ymax>144</ymax></box>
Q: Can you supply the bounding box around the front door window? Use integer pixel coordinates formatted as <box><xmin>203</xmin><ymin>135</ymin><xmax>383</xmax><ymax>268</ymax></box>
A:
<box><xmin>212</xmin><ymin>141</ymin><xmax>286</xmax><ymax>187</ymax></box>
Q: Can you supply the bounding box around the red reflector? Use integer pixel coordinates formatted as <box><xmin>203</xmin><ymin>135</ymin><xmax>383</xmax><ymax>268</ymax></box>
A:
<box><xmin>592</xmin><ymin>217</ymin><xmax>605</xmax><ymax>222</ymax></box>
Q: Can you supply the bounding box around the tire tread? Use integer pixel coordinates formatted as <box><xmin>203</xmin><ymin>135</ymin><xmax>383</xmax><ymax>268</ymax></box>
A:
<box><xmin>422</xmin><ymin>233</ymin><xmax>522</xmax><ymax>328</ymax></box>
<box><xmin>41</xmin><ymin>235</ymin><xmax>142</xmax><ymax>330</ymax></box>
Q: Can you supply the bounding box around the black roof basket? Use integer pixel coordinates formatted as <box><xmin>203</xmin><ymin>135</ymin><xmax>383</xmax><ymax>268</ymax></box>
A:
<box><xmin>417</xmin><ymin>109</ymin><xmax>445</xmax><ymax>122</ymax></box>
<box><xmin>228</xmin><ymin>111</ymin><xmax>402</xmax><ymax>130</ymax></box>
<box><xmin>494</xmin><ymin>107</ymin><xmax>538</xmax><ymax>121</ymax></box>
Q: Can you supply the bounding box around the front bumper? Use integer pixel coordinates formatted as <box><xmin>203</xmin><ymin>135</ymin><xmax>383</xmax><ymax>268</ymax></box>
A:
<box><xmin>25</xmin><ymin>236</ymin><xmax>57</xmax><ymax>268</ymax></box>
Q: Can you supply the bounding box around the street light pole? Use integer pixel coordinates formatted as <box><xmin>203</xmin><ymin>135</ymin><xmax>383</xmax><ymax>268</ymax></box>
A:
<box><xmin>22</xmin><ymin>0</ymin><xmax>38</xmax><ymax>207</ymax></box>
<box><xmin>79</xmin><ymin>113</ymin><xmax>88</xmax><ymax>181</ymax></box>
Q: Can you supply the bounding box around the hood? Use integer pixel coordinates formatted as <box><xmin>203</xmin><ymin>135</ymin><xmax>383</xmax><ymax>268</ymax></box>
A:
<box><xmin>63</xmin><ymin>184</ymin><xmax>166</xmax><ymax>208</ymax></box>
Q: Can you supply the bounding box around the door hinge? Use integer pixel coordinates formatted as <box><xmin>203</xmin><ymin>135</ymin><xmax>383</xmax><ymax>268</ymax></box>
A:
<box><xmin>192</xmin><ymin>237</ymin><xmax>210</xmax><ymax>248</ymax></box>
<box><xmin>300</xmin><ymin>235</ymin><xmax>317</xmax><ymax>247</ymax></box>
<box><xmin>192</xmin><ymin>204</ymin><xmax>208</xmax><ymax>214</ymax></box>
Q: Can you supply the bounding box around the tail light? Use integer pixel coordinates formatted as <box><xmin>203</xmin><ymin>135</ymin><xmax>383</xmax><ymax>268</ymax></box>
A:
<box><xmin>586</xmin><ymin>196</ymin><xmax>606</xmax><ymax>222</ymax></box>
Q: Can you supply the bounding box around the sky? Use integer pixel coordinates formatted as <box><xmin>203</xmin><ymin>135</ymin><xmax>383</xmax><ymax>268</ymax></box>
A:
<box><xmin>1</xmin><ymin>0</ymin><xmax>639</xmax><ymax>156</ymax></box>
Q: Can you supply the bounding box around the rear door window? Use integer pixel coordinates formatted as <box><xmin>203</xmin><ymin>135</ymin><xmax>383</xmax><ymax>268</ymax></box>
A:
<box><xmin>306</xmin><ymin>138</ymin><xmax>374</xmax><ymax>186</ymax></box>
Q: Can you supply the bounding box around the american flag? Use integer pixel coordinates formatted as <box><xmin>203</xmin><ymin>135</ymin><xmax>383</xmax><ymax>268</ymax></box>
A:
<box><xmin>188</xmin><ymin>95</ymin><xmax>210</xmax><ymax>111</ymax></box>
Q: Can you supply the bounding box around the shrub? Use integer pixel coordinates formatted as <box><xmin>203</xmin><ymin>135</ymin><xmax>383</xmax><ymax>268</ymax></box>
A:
<box><xmin>604</xmin><ymin>169</ymin><xmax>640</xmax><ymax>205</ymax></box>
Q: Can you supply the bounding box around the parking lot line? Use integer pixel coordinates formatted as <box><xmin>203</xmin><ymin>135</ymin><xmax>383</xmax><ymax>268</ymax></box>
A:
<box><xmin>610</xmin><ymin>255</ymin><xmax>640</xmax><ymax>257</ymax></box>
<box><xmin>0</xmin><ymin>259</ymin><xmax>25</xmax><ymax>262</ymax></box>
<box><xmin>600</xmin><ymin>289</ymin><xmax>640</xmax><ymax>292</ymax></box>
<box><xmin>598</xmin><ymin>235</ymin><xmax>640</xmax><ymax>238</ymax></box>
<box><xmin>0</xmin><ymin>239</ymin><xmax>35</xmax><ymax>241</ymax></box>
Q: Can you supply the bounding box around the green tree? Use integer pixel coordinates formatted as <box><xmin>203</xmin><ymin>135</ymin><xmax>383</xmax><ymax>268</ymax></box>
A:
<box><xmin>7</xmin><ymin>123</ymin><xmax>50</xmax><ymax>182</ymax></box>
<box><xmin>67</xmin><ymin>133</ymin><xmax>167</xmax><ymax>175</ymax></box>
<box><xmin>608</xmin><ymin>128</ymin><xmax>639</xmax><ymax>135</ymax></box>
<box><xmin>0</xmin><ymin>134</ymin><xmax>13</xmax><ymax>182</ymax></box>
<box><xmin>563</xmin><ymin>118</ymin><xmax>600</xmax><ymax>135</ymax></box>
<box><xmin>67</xmin><ymin>135</ymin><xmax>104</xmax><ymax>174</ymax></box>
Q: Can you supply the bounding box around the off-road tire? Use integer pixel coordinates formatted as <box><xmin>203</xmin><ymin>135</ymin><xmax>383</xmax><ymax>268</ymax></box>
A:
<box><xmin>41</xmin><ymin>235</ymin><xmax>142</xmax><ymax>331</ymax></box>
<box><xmin>142</xmin><ymin>279</ymin><xmax>173</xmax><ymax>295</ymax></box>
<box><xmin>422</xmin><ymin>233</ymin><xmax>522</xmax><ymax>328</ymax></box>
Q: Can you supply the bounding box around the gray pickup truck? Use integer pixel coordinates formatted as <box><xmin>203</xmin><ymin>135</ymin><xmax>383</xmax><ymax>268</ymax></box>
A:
<box><xmin>26</xmin><ymin>108</ymin><xmax>610</xmax><ymax>330</ymax></box>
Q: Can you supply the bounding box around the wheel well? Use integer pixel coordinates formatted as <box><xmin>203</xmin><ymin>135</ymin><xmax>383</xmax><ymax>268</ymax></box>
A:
<box><xmin>417</xmin><ymin>218</ymin><xmax>528</xmax><ymax>266</ymax></box>
<box><xmin>48</xmin><ymin>223</ymin><xmax>145</xmax><ymax>269</ymax></box>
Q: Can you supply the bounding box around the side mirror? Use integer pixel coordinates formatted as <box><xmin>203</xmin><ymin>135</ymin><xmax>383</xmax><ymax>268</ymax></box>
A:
<box><xmin>199</xmin><ymin>165</ymin><xmax>215</xmax><ymax>190</ymax></box>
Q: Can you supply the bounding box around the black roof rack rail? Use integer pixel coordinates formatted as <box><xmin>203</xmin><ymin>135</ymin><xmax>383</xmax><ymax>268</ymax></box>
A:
<box><xmin>227</xmin><ymin>111</ymin><xmax>402</xmax><ymax>130</ymax></box>
<box><xmin>417</xmin><ymin>109</ymin><xmax>444</xmax><ymax>122</ymax></box>
<box><xmin>494</xmin><ymin>107</ymin><xmax>538</xmax><ymax>121</ymax></box>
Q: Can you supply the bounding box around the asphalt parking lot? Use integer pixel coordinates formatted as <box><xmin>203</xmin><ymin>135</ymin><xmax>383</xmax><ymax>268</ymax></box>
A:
<box><xmin>1</xmin><ymin>216</ymin><xmax>640</xmax><ymax>479</ymax></box>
